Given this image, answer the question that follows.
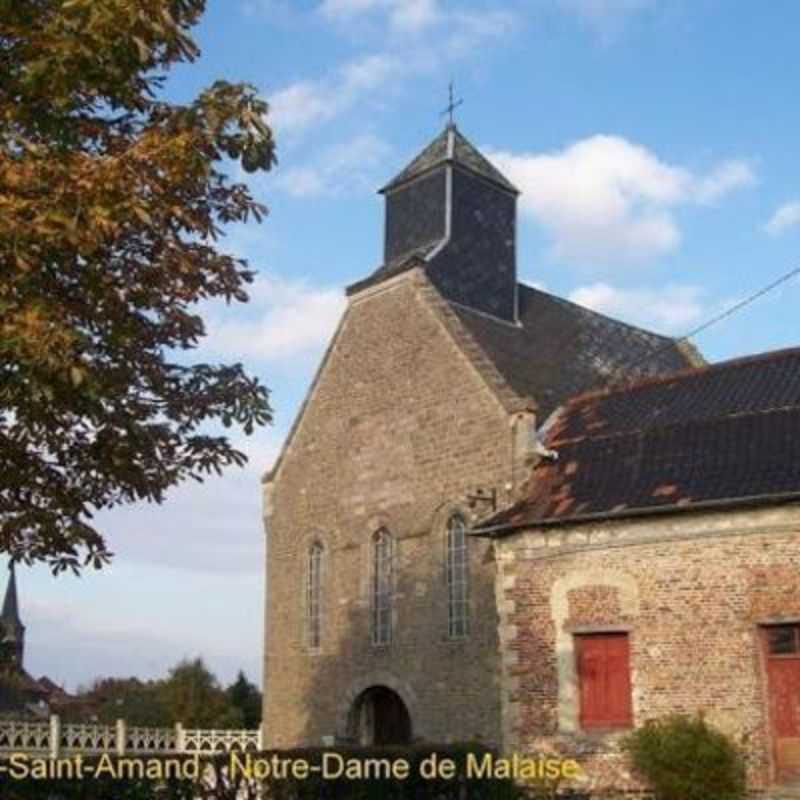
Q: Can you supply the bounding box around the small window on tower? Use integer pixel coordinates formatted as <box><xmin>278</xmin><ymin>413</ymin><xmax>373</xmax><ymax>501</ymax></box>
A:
<box><xmin>576</xmin><ymin>633</ymin><xmax>633</xmax><ymax>730</ymax></box>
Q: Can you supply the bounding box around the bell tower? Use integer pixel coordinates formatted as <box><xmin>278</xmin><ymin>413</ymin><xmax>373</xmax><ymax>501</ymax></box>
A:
<box><xmin>379</xmin><ymin>123</ymin><xmax>519</xmax><ymax>322</ymax></box>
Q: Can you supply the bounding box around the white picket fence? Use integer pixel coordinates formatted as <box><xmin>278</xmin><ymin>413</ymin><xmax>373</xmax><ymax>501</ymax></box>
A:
<box><xmin>0</xmin><ymin>716</ymin><xmax>262</xmax><ymax>757</ymax></box>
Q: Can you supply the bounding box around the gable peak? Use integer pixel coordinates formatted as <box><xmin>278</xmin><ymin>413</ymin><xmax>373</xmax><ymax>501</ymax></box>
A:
<box><xmin>380</xmin><ymin>124</ymin><xmax>518</xmax><ymax>195</ymax></box>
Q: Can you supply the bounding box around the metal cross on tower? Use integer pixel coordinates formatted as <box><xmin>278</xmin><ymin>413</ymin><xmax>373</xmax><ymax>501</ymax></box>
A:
<box><xmin>441</xmin><ymin>81</ymin><xmax>463</xmax><ymax>127</ymax></box>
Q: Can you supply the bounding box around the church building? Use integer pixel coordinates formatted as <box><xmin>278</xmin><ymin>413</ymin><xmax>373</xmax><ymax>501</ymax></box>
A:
<box><xmin>260</xmin><ymin>123</ymin><xmax>701</xmax><ymax>750</ymax></box>
<box><xmin>0</xmin><ymin>564</ymin><xmax>54</xmax><ymax>713</ymax></box>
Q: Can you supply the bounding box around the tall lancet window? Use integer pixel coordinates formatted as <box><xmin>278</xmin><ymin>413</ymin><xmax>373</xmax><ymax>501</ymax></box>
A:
<box><xmin>371</xmin><ymin>529</ymin><xmax>393</xmax><ymax>646</ymax></box>
<box><xmin>306</xmin><ymin>542</ymin><xmax>323</xmax><ymax>651</ymax></box>
<box><xmin>446</xmin><ymin>514</ymin><xmax>469</xmax><ymax>639</ymax></box>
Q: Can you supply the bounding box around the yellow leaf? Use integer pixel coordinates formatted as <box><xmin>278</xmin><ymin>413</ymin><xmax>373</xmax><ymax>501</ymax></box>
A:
<box><xmin>69</xmin><ymin>365</ymin><xmax>86</xmax><ymax>387</ymax></box>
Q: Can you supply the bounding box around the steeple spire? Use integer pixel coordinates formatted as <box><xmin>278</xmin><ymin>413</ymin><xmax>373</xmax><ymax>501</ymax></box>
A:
<box><xmin>1</xmin><ymin>563</ymin><xmax>25</xmax><ymax>667</ymax></box>
<box><xmin>2</xmin><ymin>563</ymin><xmax>20</xmax><ymax>623</ymax></box>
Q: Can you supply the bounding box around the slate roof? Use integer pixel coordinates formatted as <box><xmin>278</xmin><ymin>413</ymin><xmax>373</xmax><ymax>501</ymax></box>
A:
<box><xmin>479</xmin><ymin>347</ymin><xmax>800</xmax><ymax>531</ymax></box>
<box><xmin>380</xmin><ymin>125</ymin><xmax>519</xmax><ymax>195</ymax></box>
<box><xmin>36</xmin><ymin>676</ymin><xmax>67</xmax><ymax>697</ymax></box>
<box><xmin>452</xmin><ymin>284</ymin><xmax>695</xmax><ymax>419</ymax></box>
<box><xmin>346</xmin><ymin>244</ymin><xmax>437</xmax><ymax>296</ymax></box>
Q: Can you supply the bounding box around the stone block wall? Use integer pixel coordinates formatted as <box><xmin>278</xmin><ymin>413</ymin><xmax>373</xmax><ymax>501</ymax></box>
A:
<box><xmin>263</xmin><ymin>271</ymin><xmax>527</xmax><ymax>748</ymax></box>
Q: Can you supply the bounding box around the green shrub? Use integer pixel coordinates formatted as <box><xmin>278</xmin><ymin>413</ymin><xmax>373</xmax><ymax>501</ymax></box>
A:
<box><xmin>621</xmin><ymin>714</ymin><xmax>746</xmax><ymax>800</ymax></box>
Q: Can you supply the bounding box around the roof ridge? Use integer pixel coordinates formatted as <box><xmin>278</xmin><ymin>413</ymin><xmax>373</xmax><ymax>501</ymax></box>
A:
<box><xmin>420</xmin><ymin>281</ymin><xmax>534</xmax><ymax>414</ymax></box>
<box><xmin>563</xmin><ymin>345</ymin><xmax>800</xmax><ymax>408</ymax></box>
<box><xmin>450</xmin><ymin>127</ymin><xmax>519</xmax><ymax>194</ymax></box>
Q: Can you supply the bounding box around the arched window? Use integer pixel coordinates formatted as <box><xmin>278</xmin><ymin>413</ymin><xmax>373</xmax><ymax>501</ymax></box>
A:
<box><xmin>306</xmin><ymin>542</ymin><xmax>323</xmax><ymax>650</ymax></box>
<box><xmin>446</xmin><ymin>514</ymin><xmax>469</xmax><ymax>638</ymax></box>
<box><xmin>372</xmin><ymin>529</ymin><xmax>393</xmax><ymax>646</ymax></box>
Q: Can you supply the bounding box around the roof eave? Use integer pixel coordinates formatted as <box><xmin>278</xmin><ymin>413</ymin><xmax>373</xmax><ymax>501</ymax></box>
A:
<box><xmin>472</xmin><ymin>490</ymin><xmax>800</xmax><ymax>538</ymax></box>
<box><xmin>344</xmin><ymin>254</ymin><xmax>428</xmax><ymax>297</ymax></box>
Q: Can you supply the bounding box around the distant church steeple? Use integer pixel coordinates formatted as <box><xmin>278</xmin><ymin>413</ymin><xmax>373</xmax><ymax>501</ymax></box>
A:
<box><xmin>1</xmin><ymin>563</ymin><xmax>25</xmax><ymax>668</ymax></box>
<box><xmin>375</xmin><ymin>123</ymin><xmax>519</xmax><ymax>322</ymax></box>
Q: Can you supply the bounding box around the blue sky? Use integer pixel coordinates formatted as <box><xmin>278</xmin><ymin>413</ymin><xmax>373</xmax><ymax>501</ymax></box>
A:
<box><xmin>9</xmin><ymin>0</ymin><xmax>800</xmax><ymax>692</ymax></box>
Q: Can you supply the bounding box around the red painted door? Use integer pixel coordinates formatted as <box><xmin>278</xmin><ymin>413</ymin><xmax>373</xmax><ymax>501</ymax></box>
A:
<box><xmin>577</xmin><ymin>633</ymin><xmax>632</xmax><ymax>729</ymax></box>
<box><xmin>764</xmin><ymin>625</ymin><xmax>800</xmax><ymax>778</ymax></box>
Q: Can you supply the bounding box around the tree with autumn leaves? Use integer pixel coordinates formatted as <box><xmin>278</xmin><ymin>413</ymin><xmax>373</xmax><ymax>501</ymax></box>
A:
<box><xmin>0</xmin><ymin>1</ymin><xmax>276</xmax><ymax>572</ymax></box>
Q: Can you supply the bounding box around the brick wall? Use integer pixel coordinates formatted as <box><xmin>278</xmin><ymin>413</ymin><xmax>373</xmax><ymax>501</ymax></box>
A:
<box><xmin>495</xmin><ymin>505</ymin><xmax>800</xmax><ymax>793</ymax></box>
<box><xmin>262</xmin><ymin>270</ymin><xmax>525</xmax><ymax>748</ymax></box>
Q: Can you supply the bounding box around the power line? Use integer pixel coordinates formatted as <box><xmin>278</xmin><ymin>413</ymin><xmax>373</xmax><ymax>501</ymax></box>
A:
<box><xmin>553</xmin><ymin>262</ymin><xmax>800</xmax><ymax>450</ymax></box>
<box><xmin>680</xmin><ymin>265</ymin><xmax>800</xmax><ymax>343</ymax></box>
<box><xmin>625</xmin><ymin>264</ymin><xmax>800</xmax><ymax>375</ymax></box>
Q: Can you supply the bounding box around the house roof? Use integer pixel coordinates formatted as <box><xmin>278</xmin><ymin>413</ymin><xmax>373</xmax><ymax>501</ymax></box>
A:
<box><xmin>379</xmin><ymin>124</ymin><xmax>519</xmax><ymax>195</ymax></box>
<box><xmin>36</xmin><ymin>676</ymin><xmax>68</xmax><ymax>697</ymax></box>
<box><xmin>479</xmin><ymin>347</ymin><xmax>800</xmax><ymax>532</ymax></box>
<box><xmin>452</xmin><ymin>284</ymin><xmax>696</xmax><ymax>419</ymax></box>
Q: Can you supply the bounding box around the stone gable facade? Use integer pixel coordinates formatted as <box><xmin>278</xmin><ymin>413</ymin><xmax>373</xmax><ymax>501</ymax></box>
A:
<box><xmin>262</xmin><ymin>269</ymin><xmax>521</xmax><ymax>747</ymax></box>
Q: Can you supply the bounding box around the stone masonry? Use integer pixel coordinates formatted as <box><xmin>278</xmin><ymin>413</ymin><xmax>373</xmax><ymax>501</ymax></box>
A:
<box><xmin>261</xmin><ymin>268</ymin><xmax>530</xmax><ymax>748</ymax></box>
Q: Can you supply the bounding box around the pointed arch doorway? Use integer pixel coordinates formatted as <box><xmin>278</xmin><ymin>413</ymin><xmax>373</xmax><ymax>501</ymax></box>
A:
<box><xmin>347</xmin><ymin>685</ymin><xmax>412</xmax><ymax>746</ymax></box>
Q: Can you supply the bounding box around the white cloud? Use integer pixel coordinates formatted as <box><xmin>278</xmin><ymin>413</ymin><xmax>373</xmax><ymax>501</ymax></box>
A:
<box><xmin>765</xmin><ymin>200</ymin><xmax>800</xmax><ymax>237</ymax></box>
<box><xmin>559</xmin><ymin>0</ymin><xmax>653</xmax><ymax>19</ymax></box>
<box><xmin>340</xmin><ymin>52</ymin><xmax>401</xmax><ymax>92</ymax></box>
<box><xmin>204</xmin><ymin>274</ymin><xmax>346</xmax><ymax>363</ymax></box>
<box><xmin>242</xmin><ymin>0</ymin><xmax>295</xmax><ymax>22</ymax></box>
<box><xmin>274</xmin><ymin>133</ymin><xmax>392</xmax><ymax>197</ymax></box>
<box><xmin>488</xmin><ymin>135</ymin><xmax>755</xmax><ymax>267</ymax></box>
<box><xmin>557</xmin><ymin>0</ymin><xmax>654</xmax><ymax>38</ymax></box>
<box><xmin>694</xmin><ymin>159</ymin><xmax>756</xmax><ymax>205</ymax></box>
<box><xmin>320</xmin><ymin>0</ymin><xmax>441</xmax><ymax>33</ymax></box>
<box><xmin>270</xmin><ymin>53</ymin><xmax>403</xmax><ymax>135</ymax></box>
<box><xmin>24</xmin><ymin>561</ymin><xmax>265</xmax><ymax>687</ymax></box>
<box><xmin>569</xmin><ymin>282</ymin><xmax>707</xmax><ymax>333</ymax></box>
<box><xmin>269</xmin><ymin>81</ymin><xmax>335</xmax><ymax>134</ymax></box>
<box><xmin>270</xmin><ymin>6</ymin><xmax>515</xmax><ymax>136</ymax></box>
<box><xmin>442</xmin><ymin>9</ymin><xmax>516</xmax><ymax>57</ymax></box>
<box><xmin>390</xmin><ymin>0</ymin><xmax>439</xmax><ymax>32</ymax></box>
<box><xmin>320</xmin><ymin>0</ymin><xmax>382</xmax><ymax>17</ymax></box>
